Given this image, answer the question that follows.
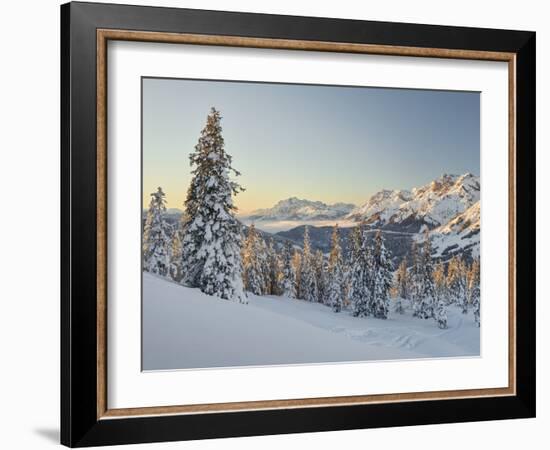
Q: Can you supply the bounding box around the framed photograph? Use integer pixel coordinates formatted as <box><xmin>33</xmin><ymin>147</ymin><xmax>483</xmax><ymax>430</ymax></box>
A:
<box><xmin>61</xmin><ymin>2</ymin><xmax>536</xmax><ymax>447</ymax></box>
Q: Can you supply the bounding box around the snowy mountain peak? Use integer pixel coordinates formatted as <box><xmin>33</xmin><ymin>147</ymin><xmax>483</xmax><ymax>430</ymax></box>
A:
<box><xmin>412</xmin><ymin>173</ymin><xmax>478</xmax><ymax>197</ymax></box>
<box><xmin>243</xmin><ymin>198</ymin><xmax>356</xmax><ymax>221</ymax></box>
<box><xmin>347</xmin><ymin>173</ymin><xmax>480</xmax><ymax>232</ymax></box>
<box><xmin>346</xmin><ymin>189</ymin><xmax>412</xmax><ymax>224</ymax></box>
<box><xmin>273</xmin><ymin>197</ymin><xmax>320</xmax><ymax>208</ymax></box>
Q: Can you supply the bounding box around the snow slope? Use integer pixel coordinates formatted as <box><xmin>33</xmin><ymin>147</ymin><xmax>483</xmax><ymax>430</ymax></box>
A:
<box><xmin>143</xmin><ymin>273</ymin><xmax>480</xmax><ymax>371</ymax></box>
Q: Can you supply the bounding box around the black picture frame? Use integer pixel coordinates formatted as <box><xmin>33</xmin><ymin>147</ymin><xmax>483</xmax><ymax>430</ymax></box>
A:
<box><xmin>61</xmin><ymin>1</ymin><xmax>536</xmax><ymax>447</ymax></box>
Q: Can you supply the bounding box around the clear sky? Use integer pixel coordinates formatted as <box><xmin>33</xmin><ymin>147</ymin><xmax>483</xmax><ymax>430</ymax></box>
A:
<box><xmin>142</xmin><ymin>77</ymin><xmax>479</xmax><ymax>213</ymax></box>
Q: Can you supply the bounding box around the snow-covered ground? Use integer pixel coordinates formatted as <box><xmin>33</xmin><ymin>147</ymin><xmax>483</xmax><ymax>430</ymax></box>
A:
<box><xmin>143</xmin><ymin>273</ymin><xmax>480</xmax><ymax>371</ymax></box>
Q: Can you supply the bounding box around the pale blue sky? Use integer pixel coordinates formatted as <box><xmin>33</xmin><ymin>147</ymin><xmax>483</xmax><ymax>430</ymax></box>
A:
<box><xmin>143</xmin><ymin>77</ymin><xmax>479</xmax><ymax>213</ymax></box>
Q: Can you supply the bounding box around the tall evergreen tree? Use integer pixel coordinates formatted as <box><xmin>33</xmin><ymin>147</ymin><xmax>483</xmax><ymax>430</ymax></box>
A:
<box><xmin>446</xmin><ymin>256</ymin><xmax>460</xmax><ymax>305</ymax></box>
<box><xmin>343</xmin><ymin>224</ymin><xmax>363</xmax><ymax>310</ymax></box>
<box><xmin>266</xmin><ymin>238</ymin><xmax>282</xmax><ymax>295</ymax></box>
<box><xmin>393</xmin><ymin>258</ymin><xmax>409</xmax><ymax>314</ymax></box>
<box><xmin>143</xmin><ymin>187</ymin><xmax>171</xmax><ymax>277</ymax></box>
<box><xmin>327</xmin><ymin>225</ymin><xmax>345</xmax><ymax>312</ymax></box>
<box><xmin>299</xmin><ymin>226</ymin><xmax>318</xmax><ymax>301</ymax></box>
<box><xmin>254</xmin><ymin>233</ymin><xmax>271</xmax><ymax>294</ymax></box>
<box><xmin>314</xmin><ymin>250</ymin><xmax>327</xmax><ymax>303</ymax></box>
<box><xmin>292</xmin><ymin>249</ymin><xmax>302</xmax><ymax>298</ymax></box>
<box><xmin>467</xmin><ymin>258</ymin><xmax>481</xmax><ymax>326</ymax></box>
<box><xmin>179</xmin><ymin>107</ymin><xmax>245</xmax><ymax>302</ymax></box>
<box><xmin>433</xmin><ymin>262</ymin><xmax>448</xmax><ymax>305</ymax></box>
<box><xmin>417</xmin><ymin>232</ymin><xmax>436</xmax><ymax>319</ymax></box>
<box><xmin>410</xmin><ymin>241</ymin><xmax>423</xmax><ymax>317</ymax></box>
<box><xmin>349</xmin><ymin>223</ymin><xmax>363</xmax><ymax>263</ymax></box>
<box><xmin>242</xmin><ymin>224</ymin><xmax>266</xmax><ymax>295</ymax></box>
<box><xmin>433</xmin><ymin>262</ymin><xmax>448</xmax><ymax>329</ymax></box>
<box><xmin>350</xmin><ymin>222</ymin><xmax>374</xmax><ymax>317</ymax></box>
<box><xmin>447</xmin><ymin>255</ymin><xmax>467</xmax><ymax>312</ymax></box>
<box><xmin>280</xmin><ymin>241</ymin><xmax>297</xmax><ymax>298</ymax></box>
<box><xmin>372</xmin><ymin>231</ymin><xmax>393</xmax><ymax>319</ymax></box>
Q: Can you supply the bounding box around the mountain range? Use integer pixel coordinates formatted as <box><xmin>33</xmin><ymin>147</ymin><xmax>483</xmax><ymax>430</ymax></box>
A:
<box><xmin>242</xmin><ymin>197</ymin><xmax>356</xmax><ymax>222</ymax></box>
<box><xmin>346</xmin><ymin>173</ymin><xmax>480</xmax><ymax>259</ymax></box>
<box><xmin>346</xmin><ymin>173</ymin><xmax>479</xmax><ymax>231</ymax></box>
<box><xmin>254</xmin><ymin>173</ymin><xmax>480</xmax><ymax>261</ymax></box>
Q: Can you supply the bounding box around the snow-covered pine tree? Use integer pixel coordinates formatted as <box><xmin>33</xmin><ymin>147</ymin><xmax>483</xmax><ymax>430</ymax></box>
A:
<box><xmin>457</xmin><ymin>257</ymin><xmax>470</xmax><ymax>314</ymax></box>
<box><xmin>417</xmin><ymin>231</ymin><xmax>436</xmax><ymax>319</ymax></box>
<box><xmin>447</xmin><ymin>255</ymin><xmax>467</xmax><ymax>312</ymax></box>
<box><xmin>433</xmin><ymin>262</ymin><xmax>448</xmax><ymax>329</ymax></box>
<box><xmin>349</xmin><ymin>223</ymin><xmax>363</xmax><ymax>263</ymax></box>
<box><xmin>327</xmin><ymin>225</ymin><xmax>345</xmax><ymax>312</ymax></box>
<box><xmin>446</xmin><ymin>256</ymin><xmax>459</xmax><ymax>304</ymax></box>
<box><xmin>433</xmin><ymin>262</ymin><xmax>447</xmax><ymax>304</ymax></box>
<box><xmin>169</xmin><ymin>226</ymin><xmax>184</xmax><ymax>282</ymax></box>
<box><xmin>280</xmin><ymin>241</ymin><xmax>297</xmax><ymax>298</ymax></box>
<box><xmin>393</xmin><ymin>258</ymin><xmax>409</xmax><ymax>314</ymax></box>
<box><xmin>344</xmin><ymin>224</ymin><xmax>363</xmax><ymax>310</ymax></box>
<box><xmin>179</xmin><ymin>107</ymin><xmax>245</xmax><ymax>303</ymax></box>
<box><xmin>410</xmin><ymin>240</ymin><xmax>423</xmax><ymax>317</ymax></box>
<box><xmin>314</xmin><ymin>250</ymin><xmax>327</xmax><ymax>303</ymax></box>
<box><xmin>299</xmin><ymin>226</ymin><xmax>318</xmax><ymax>302</ymax></box>
<box><xmin>266</xmin><ymin>238</ymin><xmax>282</xmax><ymax>295</ymax></box>
<box><xmin>242</xmin><ymin>224</ymin><xmax>266</xmax><ymax>295</ymax></box>
<box><xmin>372</xmin><ymin>231</ymin><xmax>393</xmax><ymax>319</ymax></box>
<box><xmin>249</xmin><ymin>229</ymin><xmax>271</xmax><ymax>295</ymax></box>
<box><xmin>179</xmin><ymin>136</ymin><xmax>206</xmax><ymax>284</ymax></box>
<box><xmin>292</xmin><ymin>249</ymin><xmax>302</xmax><ymax>298</ymax></box>
<box><xmin>143</xmin><ymin>187</ymin><xmax>172</xmax><ymax>277</ymax></box>
<box><xmin>467</xmin><ymin>258</ymin><xmax>480</xmax><ymax>326</ymax></box>
<box><xmin>349</xmin><ymin>223</ymin><xmax>364</xmax><ymax>315</ymax></box>
<box><xmin>350</xmin><ymin>222</ymin><xmax>374</xmax><ymax>317</ymax></box>
<box><xmin>341</xmin><ymin>266</ymin><xmax>352</xmax><ymax>310</ymax></box>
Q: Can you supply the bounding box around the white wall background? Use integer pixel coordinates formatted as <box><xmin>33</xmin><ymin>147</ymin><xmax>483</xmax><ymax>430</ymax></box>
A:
<box><xmin>0</xmin><ymin>1</ymin><xmax>545</xmax><ymax>449</ymax></box>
